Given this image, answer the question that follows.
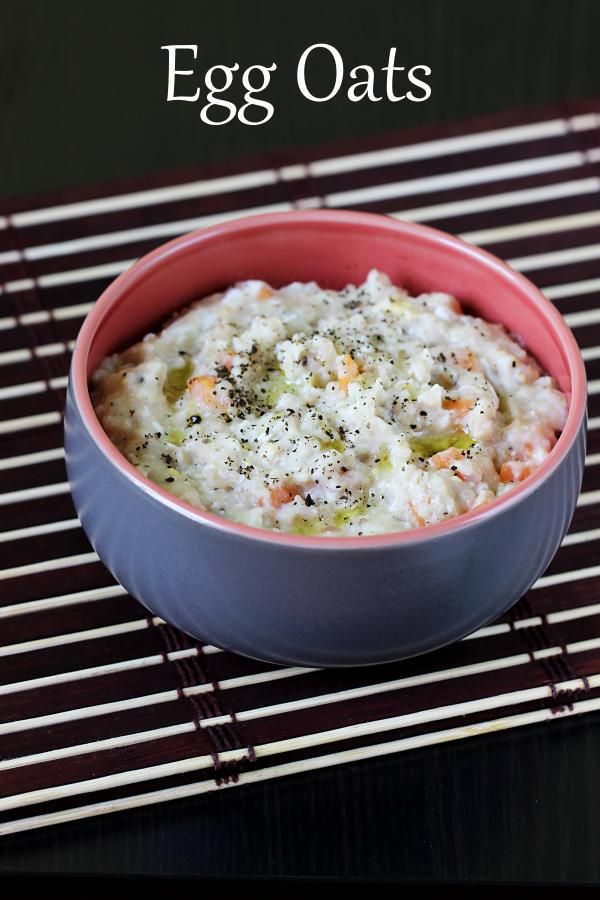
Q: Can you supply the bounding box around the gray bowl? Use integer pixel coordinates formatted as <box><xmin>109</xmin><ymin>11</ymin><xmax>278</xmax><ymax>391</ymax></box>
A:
<box><xmin>64</xmin><ymin>210</ymin><xmax>587</xmax><ymax>667</ymax></box>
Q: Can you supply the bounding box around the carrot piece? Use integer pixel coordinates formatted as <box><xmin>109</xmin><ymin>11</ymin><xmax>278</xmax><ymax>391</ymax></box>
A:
<box><xmin>269</xmin><ymin>483</ymin><xmax>301</xmax><ymax>508</ymax></box>
<box><xmin>408</xmin><ymin>501</ymin><xmax>427</xmax><ymax>527</ymax></box>
<box><xmin>442</xmin><ymin>397</ymin><xmax>475</xmax><ymax>415</ymax></box>
<box><xmin>257</xmin><ymin>285</ymin><xmax>274</xmax><ymax>300</ymax></box>
<box><xmin>188</xmin><ymin>374</ymin><xmax>225</xmax><ymax>408</ymax></box>
<box><xmin>430</xmin><ymin>447</ymin><xmax>465</xmax><ymax>479</ymax></box>
<box><xmin>338</xmin><ymin>354</ymin><xmax>360</xmax><ymax>396</ymax></box>
<box><xmin>500</xmin><ymin>462</ymin><xmax>533</xmax><ymax>483</ymax></box>
<box><xmin>448</xmin><ymin>297</ymin><xmax>463</xmax><ymax>315</ymax></box>
<box><xmin>430</xmin><ymin>446</ymin><xmax>463</xmax><ymax>466</ymax></box>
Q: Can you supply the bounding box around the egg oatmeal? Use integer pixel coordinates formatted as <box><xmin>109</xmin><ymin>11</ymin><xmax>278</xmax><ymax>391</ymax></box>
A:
<box><xmin>91</xmin><ymin>270</ymin><xmax>568</xmax><ymax>536</ymax></box>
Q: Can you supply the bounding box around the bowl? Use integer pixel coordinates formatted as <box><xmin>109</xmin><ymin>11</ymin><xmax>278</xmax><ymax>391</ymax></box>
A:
<box><xmin>64</xmin><ymin>210</ymin><xmax>587</xmax><ymax>667</ymax></box>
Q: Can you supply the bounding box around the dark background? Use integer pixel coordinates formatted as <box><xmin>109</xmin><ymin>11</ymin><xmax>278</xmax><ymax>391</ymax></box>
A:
<box><xmin>1</xmin><ymin>0</ymin><xmax>600</xmax><ymax>884</ymax></box>
<box><xmin>2</xmin><ymin>0</ymin><xmax>600</xmax><ymax>199</ymax></box>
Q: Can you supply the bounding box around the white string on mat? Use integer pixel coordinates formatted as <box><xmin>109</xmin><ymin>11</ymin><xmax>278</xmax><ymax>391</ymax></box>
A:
<box><xmin>0</xmin><ymin>481</ymin><xmax>70</xmax><ymax>506</ymax></box>
<box><xmin>303</xmin><ymin>113</ymin><xmax>600</xmax><ymax>177</ymax></box>
<box><xmin>6</xmin><ymin>169</ymin><xmax>282</xmax><ymax>229</ymax></box>
<box><xmin>544</xmin><ymin>277</ymin><xmax>600</xmax><ymax>300</ymax></box>
<box><xmin>0</xmin><ymin>304</ymin><xmax>94</xmax><ymax>336</ymax></box>
<box><xmin>3</xmin><ymin>260</ymin><xmax>136</xmax><ymax>295</ymax></box>
<box><xmin>0</xmin><ymin>375</ymin><xmax>67</xmax><ymax>402</ymax></box>
<box><xmin>324</xmin><ymin>149</ymin><xmax>600</xmax><ymax>209</ymax></box>
<box><xmin>3</xmin><ymin>694</ymin><xmax>600</xmax><ymax>837</ymax></box>
<box><xmin>8</xmin><ymin>201</ymin><xmax>597</xmax><ymax>295</ymax></box>
<box><xmin>0</xmin><ymin>723</ymin><xmax>202</xmax><ymax>773</ymax></box>
<box><xmin>1</xmin><ymin>157</ymin><xmax>600</xmax><ymax>295</ymax></box>
<box><xmin>576</xmin><ymin>489</ymin><xmax>600</xmax><ymax>507</ymax></box>
<box><xmin>459</xmin><ymin>208</ymin><xmax>600</xmax><ymax>245</ymax></box>
<box><xmin>0</xmin><ymin>671</ymin><xmax>597</xmax><ymax>818</ymax></box>
<box><xmin>0</xmin><ymin>518</ymin><xmax>80</xmax><ymax>544</ymax></box>
<box><xmin>0</xmin><ymin>113</ymin><xmax>596</xmax><ymax>233</ymax></box>
<box><xmin>0</xmin><ymin>585</ymin><xmax>127</xmax><ymax>620</ymax></box>
<box><xmin>5</xmin><ymin>261</ymin><xmax>596</xmax><ymax>338</ymax></box>
<box><xmin>0</xmin><ymin>666</ymin><xmax>314</xmax><ymax>737</ymax></box>
<box><xmin>0</xmin><ymin>411</ymin><xmax>61</xmax><ymax>435</ymax></box>
<box><xmin>0</xmin><ymin>648</ymin><xmax>199</xmax><ymax>698</ymax></box>
<box><xmin>534</xmin><ymin>563</ymin><xmax>600</xmax><ymax>589</ymax></box>
<box><xmin>508</xmin><ymin>242</ymin><xmax>600</xmax><ymax>273</ymax></box>
<box><xmin>0</xmin><ymin>344</ymin><xmax>64</xmax><ymax>365</ymax></box>
<box><xmin>563</xmin><ymin>308</ymin><xmax>600</xmax><ymax>328</ymax></box>
<box><xmin>0</xmin><ymin>645</ymin><xmax>592</xmax><ymax>774</ymax></box>
<box><xmin>0</xmin><ymin>208</ymin><xmax>600</xmax><ymax>316</ymax></box>
<box><xmin>0</xmin><ymin>180</ymin><xmax>598</xmax><ymax>268</ymax></box>
<box><xmin>0</xmin><ymin>203</ymin><xmax>292</xmax><ymax>266</ymax></box>
<box><xmin>392</xmin><ymin>178</ymin><xmax>600</xmax><ymax>225</ymax></box>
<box><xmin>0</xmin><ymin>619</ymin><xmax>599</xmax><ymax>745</ymax></box>
<box><xmin>561</xmin><ymin>526</ymin><xmax>600</xmax><ymax>545</ymax></box>
<box><xmin>0</xmin><ymin>551</ymin><xmax>99</xmax><ymax>582</ymax></box>
<box><xmin>0</xmin><ymin>342</ymin><xmax>73</xmax><ymax>368</ymax></box>
<box><xmin>0</xmin><ymin>618</ymin><xmax>161</xmax><ymax>659</ymax></box>
<box><xmin>0</xmin><ymin>640</ymin><xmax>587</xmax><ymax>774</ymax></box>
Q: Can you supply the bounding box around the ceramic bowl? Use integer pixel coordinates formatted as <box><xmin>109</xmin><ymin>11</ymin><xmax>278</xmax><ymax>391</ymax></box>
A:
<box><xmin>64</xmin><ymin>210</ymin><xmax>587</xmax><ymax>666</ymax></box>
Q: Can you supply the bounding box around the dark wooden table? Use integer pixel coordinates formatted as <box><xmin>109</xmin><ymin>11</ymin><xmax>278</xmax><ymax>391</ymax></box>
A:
<box><xmin>1</xmin><ymin>0</ymin><xmax>599</xmax><ymax>882</ymax></box>
<box><xmin>1</xmin><ymin>716</ymin><xmax>600</xmax><ymax>881</ymax></box>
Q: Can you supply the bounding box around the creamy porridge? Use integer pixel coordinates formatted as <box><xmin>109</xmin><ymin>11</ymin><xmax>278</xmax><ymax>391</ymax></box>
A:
<box><xmin>91</xmin><ymin>270</ymin><xmax>568</xmax><ymax>536</ymax></box>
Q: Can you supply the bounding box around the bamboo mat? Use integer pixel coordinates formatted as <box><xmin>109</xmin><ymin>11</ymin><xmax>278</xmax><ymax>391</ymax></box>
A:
<box><xmin>1</xmin><ymin>100</ymin><xmax>600</xmax><ymax>837</ymax></box>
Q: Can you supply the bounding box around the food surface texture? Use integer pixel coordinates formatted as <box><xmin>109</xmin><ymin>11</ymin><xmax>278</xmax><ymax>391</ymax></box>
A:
<box><xmin>92</xmin><ymin>270</ymin><xmax>568</xmax><ymax>536</ymax></box>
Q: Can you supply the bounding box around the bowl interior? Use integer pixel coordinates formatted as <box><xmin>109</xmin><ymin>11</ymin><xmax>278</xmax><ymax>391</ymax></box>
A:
<box><xmin>84</xmin><ymin>213</ymin><xmax>574</xmax><ymax>398</ymax></box>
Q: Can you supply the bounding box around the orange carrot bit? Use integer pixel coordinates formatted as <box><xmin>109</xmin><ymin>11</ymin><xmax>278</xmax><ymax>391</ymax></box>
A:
<box><xmin>269</xmin><ymin>482</ymin><xmax>301</xmax><ymax>508</ymax></box>
<box><xmin>448</xmin><ymin>297</ymin><xmax>463</xmax><ymax>315</ymax></box>
<box><xmin>430</xmin><ymin>447</ymin><xmax>466</xmax><ymax>479</ymax></box>
<box><xmin>408</xmin><ymin>501</ymin><xmax>427</xmax><ymax>527</ymax></box>
<box><xmin>257</xmin><ymin>285</ymin><xmax>274</xmax><ymax>300</ymax></box>
<box><xmin>442</xmin><ymin>397</ymin><xmax>475</xmax><ymax>415</ymax></box>
<box><xmin>188</xmin><ymin>374</ymin><xmax>226</xmax><ymax>408</ymax></box>
<box><xmin>517</xmin><ymin>465</ymin><xmax>533</xmax><ymax>482</ymax></box>
<box><xmin>337</xmin><ymin>354</ymin><xmax>361</xmax><ymax>396</ymax></box>
<box><xmin>500</xmin><ymin>462</ymin><xmax>533</xmax><ymax>484</ymax></box>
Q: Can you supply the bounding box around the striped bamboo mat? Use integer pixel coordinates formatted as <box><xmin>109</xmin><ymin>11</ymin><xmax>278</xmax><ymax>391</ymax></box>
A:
<box><xmin>1</xmin><ymin>100</ymin><xmax>600</xmax><ymax>837</ymax></box>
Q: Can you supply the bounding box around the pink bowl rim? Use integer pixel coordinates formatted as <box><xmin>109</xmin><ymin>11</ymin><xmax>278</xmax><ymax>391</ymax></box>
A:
<box><xmin>70</xmin><ymin>209</ymin><xmax>588</xmax><ymax>550</ymax></box>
